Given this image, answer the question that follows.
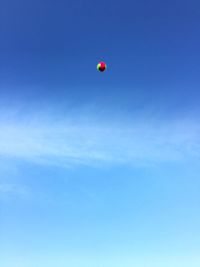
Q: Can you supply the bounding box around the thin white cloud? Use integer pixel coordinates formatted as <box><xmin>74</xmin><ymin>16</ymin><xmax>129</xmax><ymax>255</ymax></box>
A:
<box><xmin>0</xmin><ymin>183</ymin><xmax>30</xmax><ymax>198</ymax></box>
<box><xmin>0</xmin><ymin>108</ymin><xmax>199</xmax><ymax>167</ymax></box>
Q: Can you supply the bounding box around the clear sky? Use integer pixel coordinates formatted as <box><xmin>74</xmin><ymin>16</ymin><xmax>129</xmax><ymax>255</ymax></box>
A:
<box><xmin>1</xmin><ymin>1</ymin><xmax>200</xmax><ymax>267</ymax></box>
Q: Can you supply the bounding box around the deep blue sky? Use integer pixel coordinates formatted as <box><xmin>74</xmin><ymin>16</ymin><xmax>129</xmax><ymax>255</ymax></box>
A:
<box><xmin>1</xmin><ymin>1</ymin><xmax>200</xmax><ymax>267</ymax></box>
<box><xmin>1</xmin><ymin>0</ymin><xmax>200</xmax><ymax>109</ymax></box>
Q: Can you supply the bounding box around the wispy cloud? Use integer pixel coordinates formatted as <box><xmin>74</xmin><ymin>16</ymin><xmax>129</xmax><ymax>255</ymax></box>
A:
<box><xmin>0</xmin><ymin>183</ymin><xmax>30</xmax><ymax>198</ymax></box>
<box><xmin>0</xmin><ymin>107</ymin><xmax>199</xmax><ymax>167</ymax></box>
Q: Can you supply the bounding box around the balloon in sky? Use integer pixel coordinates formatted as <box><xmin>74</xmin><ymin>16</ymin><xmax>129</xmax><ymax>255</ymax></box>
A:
<box><xmin>97</xmin><ymin>62</ymin><xmax>107</xmax><ymax>72</ymax></box>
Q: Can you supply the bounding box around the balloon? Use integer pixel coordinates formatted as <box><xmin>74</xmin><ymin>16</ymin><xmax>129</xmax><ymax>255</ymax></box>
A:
<box><xmin>97</xmin><ymin>62</ymin><xmax>107</xmax><ymax>72</ymax></box>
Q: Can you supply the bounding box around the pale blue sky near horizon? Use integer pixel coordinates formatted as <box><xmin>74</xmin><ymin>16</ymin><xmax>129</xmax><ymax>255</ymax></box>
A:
<box><xmin>1</xmin><ymin>0</ymin><xmax>200</xmax><ymax>267</ymax></box>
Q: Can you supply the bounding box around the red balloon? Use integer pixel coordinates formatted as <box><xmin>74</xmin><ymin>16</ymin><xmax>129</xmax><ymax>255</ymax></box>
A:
<box><xmin>97</xmin><ymin>62</ymin><xmax>107</xmax><ymax>72</ymax></box>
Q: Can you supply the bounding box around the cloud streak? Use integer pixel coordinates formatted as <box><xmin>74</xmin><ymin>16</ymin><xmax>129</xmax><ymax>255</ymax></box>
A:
<box><xmin>0</xmin><ymin>107</ymin><xmax>199</xmax><ymax>168</ymax></box>
<box><xmin>0</xmin><ymin>183</ymin><xmax>30</xmax><ymax>199</ymax></box>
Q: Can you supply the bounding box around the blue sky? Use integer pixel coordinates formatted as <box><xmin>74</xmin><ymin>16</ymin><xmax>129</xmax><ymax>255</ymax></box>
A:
<box><xmin>0</xmin><ymin>0</ymin><xmax>200</xmax><ymax>266</ymax></box>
